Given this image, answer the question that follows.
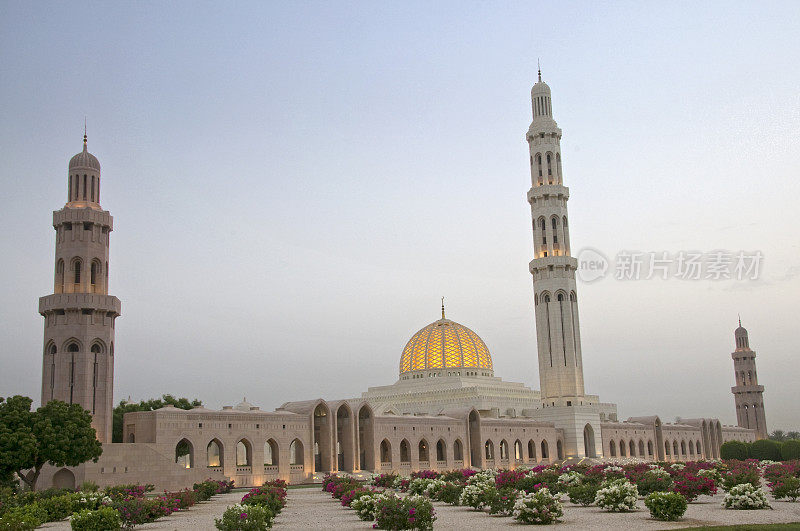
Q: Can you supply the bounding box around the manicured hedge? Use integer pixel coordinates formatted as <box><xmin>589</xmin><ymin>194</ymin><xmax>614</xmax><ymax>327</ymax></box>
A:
<box><xmin>781</xmin><ymin>440</ymin><xmax>800</xmax><ymax>461</ymax></box>
<box><xmin>720</xmin><ymin>440</ymin><xmax>749</xmax><ymax>460</ymax></box>
<box><xmin>749</xmin><ymin>439</ymin><xmax>782</xmax><ymax>461</ymax></box>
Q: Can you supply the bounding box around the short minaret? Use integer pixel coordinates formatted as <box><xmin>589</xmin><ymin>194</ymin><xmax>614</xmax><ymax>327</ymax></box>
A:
<box><xmin>731</xmin><ymin>319</ymin><xmax>767</xmax><ymax>439</ymax></box>
<box><xmin>526</xmin><ymin>70</ymin><xmax>585</xmax><ymax>406</ymax></box>
<box><xmin>39</xmin><ymin>132</ymin><xmax>121</xmax><ymax>443</ymax></box>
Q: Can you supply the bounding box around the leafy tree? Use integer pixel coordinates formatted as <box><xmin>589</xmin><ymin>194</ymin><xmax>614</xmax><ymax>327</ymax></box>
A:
<box><xmin>112</xmin><ymin>395</ymin><xmax>202</xmax><ymax>443</ymax></box>
<box><xmin>770</xmin><ymin>430</ymin><xmax>787</xmax><ymax>441</ymax></box>
<box><xmin>720</xmin><ymin>440</ymin><xmax>750</xmax><ymax>460</ymax></box>
<box><xmin>0</xmin><ymin>396</ymin><xmax>102</xmax><ymax>491</ymax></box>
<box><xmin>787</xmin><ymin>431</ymin><xmax>800</xmax><ymax>440</ymax></box>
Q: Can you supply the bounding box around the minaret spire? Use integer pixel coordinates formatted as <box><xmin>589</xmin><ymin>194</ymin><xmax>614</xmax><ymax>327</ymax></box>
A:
<box><xmin>537</xmin><ymin>59</ymin><xmax>542</xmax><ymax>82</ymax></box>
<box><xmin>441</xmin><ymin>297</ymin><xmax>445</xmax><ymax>319</ymax></box>
<box><xmin>738</xmin><ymin>314</ymin><xmax>742</xmax><ymax>327</ymax></box>
<box><xmin>83</xmin><ymin>118</ymin><xmax>88</xmax><ymax>151</ymax></box>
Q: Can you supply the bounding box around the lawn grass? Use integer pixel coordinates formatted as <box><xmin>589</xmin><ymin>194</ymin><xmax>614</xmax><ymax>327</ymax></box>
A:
<box><xmin>677</xmin><ymin>524</ymin><xmax>800</xmax><ymax>530</ymax></box>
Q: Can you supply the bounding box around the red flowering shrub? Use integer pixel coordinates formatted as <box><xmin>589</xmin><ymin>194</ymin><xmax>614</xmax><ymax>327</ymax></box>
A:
<box><xmin>671</xmin><ymin>472</ymin><xmax>717</xmax><ymax>502</ymax></box>
<box><xmin>372</xmin><ymin>473</ymin><xmax>398</xmax><ymax>488</ymax></box>
<box><xmin>495</xmin><ymin>470</ymin><xmax>526</xmax><ymax>490</ymax></box>
<box><xmin>410</xmin><ymin>470</ymin><xmax>439</xmax><ymax>480</ymax></box>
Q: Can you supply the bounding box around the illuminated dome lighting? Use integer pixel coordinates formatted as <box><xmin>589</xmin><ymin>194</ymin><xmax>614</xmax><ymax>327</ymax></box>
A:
<box><xmin>399</xmin><ymin>310</ymin><xmax>493</xmax><ymax>376</ymax></box>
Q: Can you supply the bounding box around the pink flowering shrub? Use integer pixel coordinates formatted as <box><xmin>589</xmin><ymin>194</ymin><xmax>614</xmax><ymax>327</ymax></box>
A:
<box><xmin>671</xmin><ymin>472</ymin><xmax>717</xmax><ymax>502</ymax></box>
<box><xmin>410</xmin><ymin>470</ymin><xmax>439</xmax><ymax>480</ymax></box>
<box><xmin>495</xmin><ymin>470</ymin><xmax>526</xmax><ymax>490</ymax></box>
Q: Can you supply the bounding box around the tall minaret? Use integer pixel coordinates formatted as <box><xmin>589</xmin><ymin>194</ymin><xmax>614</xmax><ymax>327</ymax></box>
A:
<box><xmin>731</xmin><ymin>319</ymin><xmax>767</xmax><ymax>439</ymax></box>
<box><xmin>526</xmin><ymin>69</ymin><xmax>586</xmax><ymax>407</ymax></box>
<box><xmin>39</xmin><ymin>132</ymin><xmax>121</xmax><ymax>443</ymax></box>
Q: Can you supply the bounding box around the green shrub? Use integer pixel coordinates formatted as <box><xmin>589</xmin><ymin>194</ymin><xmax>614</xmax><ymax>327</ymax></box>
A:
<box><xmin>750</xmin><ymin>439</ymin><xmax>782</xmax><ymax>461</ymax></box>
<box><xmin>434</xmin><ymin>482</ymin><xmax>463</xmax><ymax>505</ymax></box>
<box><xmin>567</xmin><ymin>482</ymin><xmax>600</xmax><ymax>506</ymax></box>
<box><xmin>720</xmin><ymin>440</ymin><xmax>750</xmax><ymax>460</ymax></box>
<box><xmin>215</xmin><ymin>503</ymin><xmax>275</xmax><ymax>530</ymax></box>
<box><xmin>39</xmin><ymin>494</ymin><xmax>75</xmax><ymax>521</ymax></box>
<box><xmin>0</xmin><ymin>503</ymin><xmax>48</xmax><ymax>531</ymax></box>
<box><xmin>69</xmin><ymin>507</ymin><xmax>122</xmax><ymax>530</ymax></box>
<box><xmin>644</xmin><ymin>491</ymin><xmax>688</xmax><ymax>521</ymax></box>
<box><xmin>781</xmin><ymin>440</ymin><xmax>800</xmax><ymax>461</ymax></box>
<box><xmin>635</xmin><ymin>470</ymin><xmax>674</xmax><ymax>496</ymax></box>
<box><xmin>770</xmin><ymin>475</ymin><xmax>800</xmax><ymax>502</ymax></box>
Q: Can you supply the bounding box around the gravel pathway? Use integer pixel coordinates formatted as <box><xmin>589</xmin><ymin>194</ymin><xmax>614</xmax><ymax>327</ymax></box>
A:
<box><xmin>38</xmin><ymin>488</ymin><xmax>800</xmax><ymax>529</ymax></box>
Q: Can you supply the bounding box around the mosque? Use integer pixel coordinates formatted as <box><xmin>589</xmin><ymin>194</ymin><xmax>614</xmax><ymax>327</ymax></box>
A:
<box><xmin>34</xmin><ymin>74</ymin><xmax>763</xmax><ymax>491</ymax></box>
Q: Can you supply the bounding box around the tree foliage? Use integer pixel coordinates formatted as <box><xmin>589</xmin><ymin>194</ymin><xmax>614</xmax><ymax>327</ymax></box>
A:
<box><xmin>0</xmin><ymin>396</ymin><xmax>102</xmax><ymax>491</ymax></box>
<box><xmin>112</xmin><ymin>395</ymin><xmax>202</xmax><ymax>443</ymax></box>
<box><xmin>781</xmin><ymin>440</ymin><xmax>800</xmax><ymax>461</ymax></box>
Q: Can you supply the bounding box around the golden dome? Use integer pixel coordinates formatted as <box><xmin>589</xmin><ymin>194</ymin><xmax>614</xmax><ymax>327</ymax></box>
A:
<box><xmin>399</xmin><ymin>317</ymin><xmax>493</xmax><ymax>375</ymax></box>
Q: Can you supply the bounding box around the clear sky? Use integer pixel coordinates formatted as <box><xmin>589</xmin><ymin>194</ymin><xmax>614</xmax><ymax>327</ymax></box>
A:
<box><xmin>1</xmin><ymin>1</ymin><xmax>798</xmax><ymax>430</ymax></box>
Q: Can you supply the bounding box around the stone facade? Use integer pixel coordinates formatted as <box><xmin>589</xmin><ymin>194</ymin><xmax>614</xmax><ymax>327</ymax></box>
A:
<box><xmin>34</xmin><ymin>77</ymin><xmax>764</xmax><ymax>491</ymax></box>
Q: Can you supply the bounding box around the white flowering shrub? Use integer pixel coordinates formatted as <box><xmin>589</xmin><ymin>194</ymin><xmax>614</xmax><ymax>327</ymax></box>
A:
<box><xmin>467</xmin><ymin>469</ymin><xmax>497</xmax><ymax>487</ymax></box>
<box><xmin>352</xmin><ymin>492</ymin><xmax>385</xmax><ymax>520</ymax></box>
<box><xmin>459</xmin><ymin>484</ymin><xmax>488</xmax><ymax>510</ymax></box>
<box><xmin>670</xmin><ymin>463</ymin><xmax>686</xmax><ymax>471</ymax></box>
<box><xmin>594</xmin><ymin>479</ymin><xmax>639</xmax><ymax>512</ymax></box>
<box><xmin>408</xmin><ymin>478</ymin><xmax>436</xmax><ymax>495</ymax></box>
<box><xmin>722</xmin><ymin>483</ymin><xmax>772</xmax><ymax>510</ymax></box>
<box><xmin>72</xmin><ymin>492</ymin><xmax>113</xmax><ymax>511</ymax></box>
<box><xmin>512</xmin><ymin>488</ymin><xmax>563</xmax><ymax>525</ymax></box>
<box><xmin>557</xmin><ymin>471</ymin><xmax>583</xmax><ymax>488</ymax></box>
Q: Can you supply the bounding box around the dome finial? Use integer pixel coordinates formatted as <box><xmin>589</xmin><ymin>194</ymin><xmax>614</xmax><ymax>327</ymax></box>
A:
<box><xmin>738</xmin><ymin>314</ymin><xmax>741</xmax><ymax>327</ymax></box>
<box><xmin>441</xmin><ymin>297</ymin><xmax>445</xmax><ymax>319</ymax></box>
<box><xmin>83</xmin><ymin>117</ymin><xmax>88</xmax><ymax>152</ymax></box>
<box><xmin>537</xmin><ymin>58</ymin><xmax>542</xmax><ymax>82</ymax></box>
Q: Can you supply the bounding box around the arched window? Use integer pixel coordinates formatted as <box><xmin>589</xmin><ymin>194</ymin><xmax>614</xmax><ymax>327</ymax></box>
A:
<box><xmin>56</xmin><ymin>259</ymin><xmax>64</xmax><ymax>293</ymax></box>
<box><xmin>436</xmin><ymin>439</ymin><xmax>446</xmax><ymax>462</ymax></box>
<box><xmin>629</xmin><ymin>440</ymin><xmax>636</xmax><ymax>456</ymax></box>
<box><xmin>673</xmin><ymin>440</ymin><xmax>679</xmax><ymax>456</ymax></box>
<box><xmin>609</xmin><ymin>440</ymin><xmax>616</xmax><ymax>457</ymax></box>
<box><xmin>552</xmin><ymin>217</ymin><xmax>558</xmax><ymax>244</ymax></box>
<box><xmin>688</xmin><ymin>440</ymin><xmax>694</xmax><ymax>455</ymax></box>
<box><xmin>400</xmin><ymin>439</ymin><xmax>411</xmax><ymax>463</ymax></box>
<box><xmin>69</xmin><ymin>175</ymin><xmax>73</xmax><ymax>201</ymax></box>
<box><xmin>91</xmin><ymin>175</ymin><xmax>95</xmax><ymax>202</ymax></box>
<box><xmin>289</xmin><ymin>439</ymin><xmax>304</xmax><ymax>465</ymax></box>
<box><xmin>638</xmin><ymin>440</ymin><xmax>645</xmax><ymax>456</ymax></box>
<box><xmin>620</xmin><ymin>440</ymin><xmax>626</xmax><ymax>457</ymax></box>
<box><xmin>83</xmin><ymin>174</ymin><xmax>87</xmax><ymax>199</ymax></box>
<box><xmin>556</xmin><ymin>153</ymin><xmax>562</xmax><ymax>182</ymax></box>
<box><xmin>453</xmin><ymin>439</ymin><xmax>463</xmax><ymax>461</ymax></box>
<box><xmin>665</xmin><ymin>441</ymin><xmax>670</xmax><ymax>456</ymax></box>
<box><xmin>418</xmin><ymin>439</ymin><xmax>429</xmax><ymax>462</ymax></box>
<box><xmin>484</xmin><ymin>440</ymin><xmax>494</xmax><ymax>460</ymax></box>
<box><xmin>528</xmin><ymin>440</ymin><xmax>537</xmax><ymax>461</ymax></box>
<box><xmin>536</xmin><ymin>154</ymin><xmax>543</xmax><ymax>184</ymax></box>
<box><xmin>546</xmin><ymin>153</ymin><xmax>552</xmax><ymax>183</ymax></box>
<box><xmin>557</xmin><ymin>440</ymin><xmax>563</xmax><ymax>459</ymax></box>
<box><xmin>514</xmin><ymin>440</ymin><xmax>523</xmax><ymax>461</ymax></box>
<box><xmin>73</xmin><ymin>259</ymin><xmax>82</xmax><ymax>285</ymax></box>
<box><xmin>647</xmin><ymin>440</ymin><xmax>654</xmax><ymax>456</ymax></box>
<box><xmin>499</xmin><ymin>440</ymin><xmax>509</xmax><ymax>460</ymax></box>
<box><xmin>680</xmin><ymin>440</ymin><xmax>686</xmax><ymax>456</ymax></box>
<box><xmin>90</xmin><ymin>261</ymin><xmax>99</xmax><ymax>287</ymax></box>
<box><xmin>176</xmin><ymin>439</ymin><xmax>193</xmax><ymax>468</ymax></box>
<box><xmin>265</xmin><ymin>439</ymin><xmax>278</xmax><ymax>466</ymax></box>
<box><xmin>207</xmin><ymin>439</ymin><xmax>222</xmax><ymax>467</ymax></box>
<box><xmin>540</xmin><ymin>440</ymin><xmax>549</xmax><ymax>459</ymax></box>
<box><xmin>380</xmin><ymin>439</ymin><xmax>391</xmax><ymax>464</ymax></box>
<box><xmin>236</xmin><ymin>439</ymin><xmax>252</xmax><ymax>467</ymax></box>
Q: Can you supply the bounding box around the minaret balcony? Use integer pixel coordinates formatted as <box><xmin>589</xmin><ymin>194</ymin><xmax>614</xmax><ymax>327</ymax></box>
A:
<box><xmin>54</xmin><ymin>207</ymin><xmax>113</xmax><ymax>229</ymax></box>
<box><xmin>528</xmin><ymin>185</ymin><xmax>570</xmax><ymax>204</ymax></box>
<box><xmin>731</xmin><ymin>384</ymin><xmax>764</xmax><ymax>394</ymax></box>
<box><xmin>39</xmin><ymin>293</ymin><xmax>121</xmax><ymax>316</ymax></box>
<box><xmin>529</xmin><ymin>255</ymin><xmax>577</xmax><ymax>273</ymax></box>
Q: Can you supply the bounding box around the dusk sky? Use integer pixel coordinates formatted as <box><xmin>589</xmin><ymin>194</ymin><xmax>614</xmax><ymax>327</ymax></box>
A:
<box><xmin>1</xmin><ymin>2</ymin><xmax>798</xmax><ymax>430</ymax></box>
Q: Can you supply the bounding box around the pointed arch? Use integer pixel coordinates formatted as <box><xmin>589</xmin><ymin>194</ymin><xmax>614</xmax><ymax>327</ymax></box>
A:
<box><xmin>400</xmin><ymin>439</ymin><xmax>411</xmax><ymax>463</ymax></box>
<box><xmin>236</xmin><ymin>438</ymin><xmax>253</xmax><ymax>466</ymax></box>
<box><xmin>313</xmin><ymin>402</ymin><xmax>332</xmax><ymax>472</ymax></box>
<box><xmin>583</xmin><ymin>424</ymin><xmax>596</xmax><ymax>457</ymax></box>
<box><xmin>638</xmin><ymin>440</ymin><xmax>645</xmax><ymax>456</ymax></box>
<box><xmin>647</xmin><ymin>440</ymin><xmax>654</xmax><ymax>456</ymax></box>
<box><xmin>484</xmin><ymin>439</ymin><xmax>495</xmax><ymax>460</ymax></box>
<box><xmin>380</xmin><ymin>439</ymin><xmax>392</xmax><ymax>464</ymax></box>
<box><xmin>436</xmin><ymin>438</ymin><xmax>446</xmax><ymax>462</ymax></box>
<box><xmin>528</xmin><ymin>439</ymin><xmax>537</xmax><ymax>462</ymax></box>
<box><xmin>609</xmin><ymin>439</ymin><xmax>616</xmax><ymax>457</ymax></box>
<box><xmin>620</xmin><ymin>439</ymin><xmax>626</xmax><ymax>457</ymax></box>
<box><xmin>468</xmin><ymin>409</ymin><xmax>481</xmax><ymax>467</ymax></box>
<box><xmin>418</xmin><ymin>438</ymin><xmax>430</xmax><ymax>462</ymax></box>
<box><xmin>629</xmin><ymin>440</ymin><xmax>636</xmax><ymax>456</ymax></box>
<box><xmin>207</xmin><ymin>438</ymin><xmax>223</xmax><ymax>467</ymax></box>
<box><xmin>176</xmin><ymin>438</ymin><xmax>194</xmax><ymax>468</ymax></box>
<box><xmin>56</xmin><ymin>259</ymin><xmax>65</xmax><ymax>293</ymax></box>
<box><xmin>335</xmin><ymin>403</ymin><xmax>354</xmax><ymax>472</ymax></box>
<box><xmin>289</xmin><ymin>438</ymin><xmax>304</xmax><ymax>465</ymax></box>
<box><xmin>357</xmin><ymin>403</ymin><xmax>375</xmax><ymax>471</ymax></box>
<box><xmin>540</xmin><ymin>440</ymin><xmax>549</xmax><ymax>459</ymax></box>
<box><xmin>71</xmin><ymin>257</ymin><xmax>82</xmax><ymax>286</ymax></box>
<box><xmin>499</xmin><ymin>439</ymin><xmax>509</xmax><ymax>460</ymax></box>
<box><xmin>453</xmin><ymin>438</ymin><xmax>464</xmax><ymax>461</ymax></box>
<box><xmin>264</xmin><ymin>438</ymin><xmax>279</xmax><ymax>466</ymax></box>
<box><xmin>556</xmin><ymin>440</ymin><xmax>564</xmax><ymax>460</ymax></box>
